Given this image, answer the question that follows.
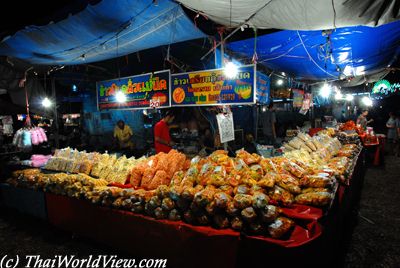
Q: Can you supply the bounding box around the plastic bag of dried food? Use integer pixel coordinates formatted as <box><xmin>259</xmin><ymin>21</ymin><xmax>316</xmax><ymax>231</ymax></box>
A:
<box><xmin>236</xmin><ymin>149</ymin><xmax>260</xmax><ymax>165</ymax></box>
<box><xmin>288</xmin><ymin>137</ymin><xmax>304</xmax><ymax>149</ymax></box>
<box><xmin>148</xmin><ymin>170</ymin><xmax>170</xmax><ymax>190</ymax></box>
<box><xmin>301</xmin><ymin>187</ymin><xmax>330</xmax><ymax>194</ymax></box>
<box><xmin>257</xmin><ymin>172</ymin><xmax>278</xmax><ymax>188</ymax></box>
<box><xmin>233</xmin><ymin>194</ymin><xmax>253</xmax><ymax>209</ymax></box>
<box><xmin>226</xmin><ymin>201</ymin><xmax>239</xmax><ymax>216</ymax></box>
<box><xmin>79</xmin><ymin>160</ymin><xmax>93</xmax><ymax>175</ymax></box>
<box><xmin>168</xmin><ymin>185</ymin><xmax>183</xmax><ymax>201</ymax></box>
<box><xmin>268</xmin><ymin>186</ymin><xmax>294</xmax><ymax>206</ymax></box>
<box><xmin>156</xmin><ymin>185</ymin><xmax>170</xmax><ymax>199</ymax></box>
<box><xmin>154</xmin><ymin>152</ymin><xmax>168</xmax><ymax>171</ymax></box>
<box><xmin>295</xmin><ymin>192</ymin><xmax>332</xmax><ymax>206</ymax></box>
<box><xmin>300</xmin><ymin>175</ymin><xmax>333</xmax><ymax>188</ymax></box>
<box><xmin>234</xmin><ymin>184</ymin><xmax>251</xmax><ymax>195</ymax></box>
<box><xmin>168</xmin><ymin>209</ymin><xmax>182</xmax><ymax>221</ymax></box>
<box><xmin>282</xmin><ymin>160</ymin><xmax>305</xmax><ymax>178</ymax></box>
<box><xmin>219</xmin><ymin>185</ymin><xmax>234</xmax><ymax>196</ymax></box>
<box><xmin>205</xmin><ymin>201</ymin><xmax>217</xmax><ymax>215</ymax></box>
<box><xmin>161</xmin><ymin>197</ymin><xmax>175</xmax><ymax>211</ymax></box>
<box><xmin>252</xmin><ymin>192</ymin><xmax>270</xmax><ymax>209</ymax></box>
<box><xmin>170</xmin><ymin>171</ymin><xmax>185</xmax><ymax>187</ymax></box>
<box><xmin>132</xmin><ymin>202</ymin><xmax>144</xmax><ymax>213</ymax></box>
<box><xmin>130</xmin><ymin>167</ymin><xmax>143</xmax><ymax>187</ymax></box>
<box><xmin>283</xmin><ymin>143</ymin><xmax>296</xmax><ymax>152</ymax></box>
<box><xmin>154</xmin><ymin>207</ymin><xmax>168</xmax><ymax>219</ymax></box>
<box><xmin>268</xmin><ymin>217</ymin><xmax>295</xmax><ymax>238</ymax></box>
<box><xmin>209</xmin><ymin>172</ymin><xmax>227</xmax><ymax>187</ymax></box>
<box><xmin>214</xmin><ymin>192</ymin><xmax>232</xmax><ymax>209</ymax></box>
<box><xmin>260</xmin><ymin>205</ymin><xmax>280</xmax><ymax>223</ymax></box>
<box><xmin>148</xmin><ymin>196</ymin><xmax>162</xmax><ymax>210</ymax></box>
<box><xmin>248</xmin><ymin>164</ymin><xmax>263</xmax><ymax>181</ymax></box>
<box><xmin>213</xmin><ymin>214</ymin><xmax>230</xmax><ymax>229</ymax></box>
<box><xmin>275</xmin><ymin>174</ymin><xmax>301</xmax><ymax>194</ymax></box>
<box><xmin>181</xmin><ymin>186</ymin><xmax>197</xmax><ymax>201</ymax></box>
<box><xmin>241</xmin><ymin>207</ymin><xmax>258</xmax><ymax>222</ymax></box>
<box><xmin>193</xmin><ymin>186</ymin><xmax>216</xmax><ymax>207</ymax></box>
<box><xmin>140</xmin><ymin>168</ymin><xmax>156</xmax><ymax>189</ymax></box>
<box><xmin>230</xmin><ymin>216</ymin><xmax>244</xmax><ymax>231</ymax></box>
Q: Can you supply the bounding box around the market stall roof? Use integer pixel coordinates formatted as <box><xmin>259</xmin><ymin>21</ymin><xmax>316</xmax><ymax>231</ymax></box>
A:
<box><xmin>227</xmin><ymin>21</ymin><xmax>400</xmax><ymax>81</ymax></box>
<box><xmin>177</xmin><ymin>0</ymin><xmax>400</xmax><ymax>30</ymax></box>
<box><xmin>0</xmin><ymin>0</ymin><xmax>205</xmax><ymax>65</ymax></box>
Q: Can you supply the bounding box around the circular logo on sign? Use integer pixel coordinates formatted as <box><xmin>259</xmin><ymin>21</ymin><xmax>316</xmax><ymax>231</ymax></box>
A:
<box><xmin>173</xmin><ymin>87</ymin><xmax>185</xmax><ymax>104</ymax></box>
<box><xmin>372</xmin><ymin>80</ymin><xmax>391</xmax><ymax>94</ymax></box>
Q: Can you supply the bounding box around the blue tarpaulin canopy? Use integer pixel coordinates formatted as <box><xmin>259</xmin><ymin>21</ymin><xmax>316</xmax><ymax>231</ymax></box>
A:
<box><xmin>228</xmin><ymin>21</ymin><xmax>400</xmax><ymax>81</ymax></box>
<box><xmin>0</xmin><ymin>0</ymin><xmax>205</xmax><ymax>65</ymax></box>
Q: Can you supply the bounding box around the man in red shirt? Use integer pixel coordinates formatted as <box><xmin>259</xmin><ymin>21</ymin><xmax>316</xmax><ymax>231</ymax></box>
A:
<box><xmin>154</xmin><ymin>110</ymin><xmax>175</xmax><ymax>153</ymax></box>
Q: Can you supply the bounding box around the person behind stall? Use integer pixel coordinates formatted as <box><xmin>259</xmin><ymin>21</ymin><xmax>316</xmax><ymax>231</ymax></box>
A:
<box><xmin>113</xmin><ymin>120</ymin><xmax>134</xmax><ymax>151</ymax></box>
<box><xmin>199</xmin><ymin>128</ymin><xmax>215</xmax><ymax>155</ymax></box>
<box><xmin>261</xmin><ymin>103</ymin><xmax>277</xmax><ymax>146</ymax></box>
<box><xmin>356</xmin><ymin>109</ymin><xmax>373</xmax><ymax>130</ymax></box>
<box><xmin>244</xmin><ymin>133</ymin><xmax>257</xmax><ymax>154</ymax></box>
<box><xmin>386</xmin><ymin>112</ymin><xmax>399</xmax><ymax>155</ymax></box>
<box><xmin>154</xmin><ymin>110</ymin><xmax>175</xmax><ymax>153</ymax></box>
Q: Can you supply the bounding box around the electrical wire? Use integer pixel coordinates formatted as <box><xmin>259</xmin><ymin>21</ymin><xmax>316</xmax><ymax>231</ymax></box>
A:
<box><xmin>45</xmin><ymin>1</ymin><xmax>155</xmax><ymax>60</ymax></box>
<box><xmin>331</xmin><ymin>0</ymin><xmax>337</xmax><ymax>29</ymax></box>
<box><xmin>296</xmin><ymin>30</ymin><xmax>337</xmax><ymax>78</ymax></box>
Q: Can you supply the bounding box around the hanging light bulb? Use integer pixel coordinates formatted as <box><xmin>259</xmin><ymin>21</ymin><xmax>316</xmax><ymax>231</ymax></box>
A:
<box><xmin>224</xmin><ymin>62</ymin><xmax>239</xmax><ymax>79</ymax></box>
<box><xmin>319</xmin><ymin>83</ymin><xmax>331</xmax><ymax>98</ymax></box>
<box><xmin>362</xmin><ymin>96</ymin><xmax>373</xmax><ymax>106</ymax></box>
<box><xmin>115</xmin><ymin>91</ymin><xmax>127</xmax><ymax>103</ymax></box>
<box><xmin>346</xmin><ymin>94</ymin><xmax>354</xmax><ymax>101</ymax></box>
<box><xmin>42</xmin><ymin>97</ymin><xmax>52</xmax><ymax>108</ymax></box>
<box><xmin>335</xmin><ymin>91</ymin><xmax>343</xmax><ymax>100</ymax></box>
<box><xmin>276</xmin><ymin>79</ymin><xmax>284</xmax><ymax>86</ymax></box>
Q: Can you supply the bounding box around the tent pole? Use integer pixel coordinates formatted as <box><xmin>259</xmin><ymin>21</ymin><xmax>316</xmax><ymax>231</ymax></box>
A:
<box><xmin>51</xmin><ymin>77</ymin><xmax>59</xmax><ymax>149</ymax></box>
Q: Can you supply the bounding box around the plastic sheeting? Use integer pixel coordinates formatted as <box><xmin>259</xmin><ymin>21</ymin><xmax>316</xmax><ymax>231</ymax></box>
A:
<box><xmin>0</xmin><ymin>0</ymin><xmax>205</xmax><ymax>65</ymax></box>
<box><xmin>228</xmin><ymin>21</ymin><xmax>400</xmax><ymax>81</ymax></box>
<box><xmin>178</xmin><ymin>0</ymin><xmax>400</xmax><ymax>30</ymax></box>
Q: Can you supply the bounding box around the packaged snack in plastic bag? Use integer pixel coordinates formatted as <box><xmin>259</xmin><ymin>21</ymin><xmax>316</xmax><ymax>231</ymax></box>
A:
<box><xmin>300</xmin><ymin>175</ymin><xmax>333</xmax><ymax>188</ymax></box>
<box><xmin>161</xmin><ymin>197</ymin><xmax>175</xmax><ymax>211</ymax></box>
<box><xmin>295</xmin><ymin>191</ymin><xmax>332</xmax><ymax>206</ymax></box>
<box><xmin>241</xmin><ymin>207</ymin><xmax>258</xmax><ymax>222</ymax></box>
<box><xmin>233</xmin><ymin>194</ymin><xmax>253</xmax><ymax>209</ymax></box>
<box><xmin>282</xmin><ymin>160</ymin><xmax>305</xmax><ymax>178</ymax></box>
<box><xmin>268</xmin><ymin>217</ymin><xmax>295</xmax><ymax>238</ymax></box>
<box><xmin>156</xmin><ymin>185</ymin><xmax>170</xmax><ymax>199</ymax></box>
<box><xmin>214</xmin><ymin>192</ymin><xmax>232</xmax><ymax>209</ymax></box>
<box><xmin>268</xmin><ymin>186</ymin><xmax>294</xmax><ymax>206</ymax></box>
<box><xmin>148</xmin><ymin>170</ymin><xmax>170</xmax><ymax>190</ymax></box>
<box><xmin>226</xmin><ymin>201</ymin><xmax>239</xmax><ymax>216</ymax></box>
<box><xmin>275</xmin><ymin>174</ymin><xmax>301</xmax><ymax>194</ymax></box>
<box><xmin>257</xmin><ymin>172</ymin><xmax>278</xmax><ymax>188</ymax></box>
<box><xmin>230</xmin><ymin>216</ymin><xmax>244</xmax><ymax>230</ymax></box>
<box><xmin>168</xmin><ymin>209</ymin><xmax>182</xmax><ymax>221</ymax></box>
<box><xmin>234</xmin><ymin>184</ymin><xmax>251</xmax><ymax>195</ymax></box>
<box><xmin>260</xmin><ymin>205</ymin><xmax>280</xmax><ymax>223</ymax></box>
<box><xmin>252</xmin><ymin>192</ymin><xmax>270</xmax><ymax>209</ymax></box>
<box><xmin>154</xmin><ymin>207</ymin><xmax>168</xmax><ymax>219</ymax></box>
<box><xmin>193</xmin><ymin>186</ymin><xmax>216</xmax><ymax>207</ymax></box>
